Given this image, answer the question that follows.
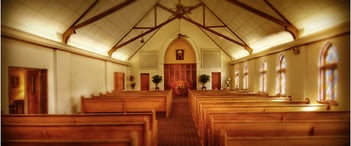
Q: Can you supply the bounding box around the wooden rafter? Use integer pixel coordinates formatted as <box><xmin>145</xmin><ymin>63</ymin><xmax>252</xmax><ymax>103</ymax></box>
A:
<box><xmin>62</xmin><ymin>0</ymin><xmax>136</xmax><ymax>44</ymax></box>
<box><xmin>128</xmin><ymin>28</ymin><xmax>161</xmax><ymax>60</ymax></box>
<box><xmin>107</xmin><ymin>3</ymin><xmax>158</xmax><ymax>57</ymax></box>
<box><xmin>263</xmin><ymin>0</ymin><xmax>298</xmax><ymax>39</ymax></box>
<box><xmin>107</xmin><ymin>3</ymin><xmax>202</xmax><ymax>56</ymax></box>
<box><xmin>227</xmin><ymin>0</ymin><xmax>298</xmax><ymax>39</ymax></box>
<box><xmin>62</xmin><ymin>0</ymin><xmax>99</xmax><ymax>44</ymax></box>
<box><xmin>198</xmin><ymin>27</ymin><xmax>232</xmax><ymax>58</ymax></box>
<box><xmin>202</xmin><ymin>3</ymin><xmax>253</xmax><ymax>54</ymax></box>
<box><xmin>157</xmin><ymin>3</ymin><xmax>252</xmax><ymax>54</ymax></box>
<box><xmin>108</xmin><ymin>16</ymin><xmax>178</xmax><ymax>56</ymax></box>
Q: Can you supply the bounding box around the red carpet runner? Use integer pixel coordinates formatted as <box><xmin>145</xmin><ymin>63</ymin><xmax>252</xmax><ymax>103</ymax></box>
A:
<box><xmin>157</xmin><ymin>96</ymin><xmax>202</xmax><ymax>146</ymax></box>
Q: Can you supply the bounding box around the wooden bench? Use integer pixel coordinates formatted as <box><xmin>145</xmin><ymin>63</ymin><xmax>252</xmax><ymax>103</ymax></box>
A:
<box><xmin>2</xmin><ymin>113</ymin><xmax>158</xmax><ymax>146</ymax></box>
<box><xmin>188</xmin><ymin>90</ymin><xmax>349</xmax><ymax>146</ymax></box>
<box><xmin>219</xmin><ymin>129</ymin><xmax>350</xmax><ymax>146</ymax></box>
<box><xmin>215</xmin><ymin>119</ymin><xmax>350</xmax><ymax>146</ymax></box>
<box><xmin>190</xmin><ymin>96</ymin><xmax>305</xmax><ymax>124</ymax></box>
<box><xmin>90</xmin><ymin>90</ymin><xmax>172</xmax><ymax>117</ymax></box>
<box><xmin>196</xmin><ymin>104</ymin><xmax>331</xmax><ymax>145</ymax></box>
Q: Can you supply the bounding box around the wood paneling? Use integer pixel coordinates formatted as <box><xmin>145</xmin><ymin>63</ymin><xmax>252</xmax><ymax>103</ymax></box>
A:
<box><xmin>164</xmin><ymin>64</ymin><xmax>196</xmax><ymax>96</ymax></box>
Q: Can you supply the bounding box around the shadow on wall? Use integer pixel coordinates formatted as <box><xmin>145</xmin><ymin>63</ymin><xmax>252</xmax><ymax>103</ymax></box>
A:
<box><xmin>70</xmin><ymin>97</ymin><xmax>78</xmax><ymax>114</ymax></box>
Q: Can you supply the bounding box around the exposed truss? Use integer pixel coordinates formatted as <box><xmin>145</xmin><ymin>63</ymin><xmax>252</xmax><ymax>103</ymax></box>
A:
<box><xmin>61</xmin><ymin>0</ymin><xmax>299</xmax><ymax>59</ymax></box>
<box><xmin>227</xmin><ymin>0</ymin><xmax>298</xmax><ymax>39</ymax></box>
<box><xmin>62</xmin><ymin>0</ymin><xmax>136</xmax><ymax>44</ymax></box>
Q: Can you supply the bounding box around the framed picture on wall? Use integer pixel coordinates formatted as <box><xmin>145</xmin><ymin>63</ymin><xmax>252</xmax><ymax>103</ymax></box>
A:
<box><xmin>176</xmin><ymin>49</ymin><xmax>184</xmax><ymax>60</ymax></box>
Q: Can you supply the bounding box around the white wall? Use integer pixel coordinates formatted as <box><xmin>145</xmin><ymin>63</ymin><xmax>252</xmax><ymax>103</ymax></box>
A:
<box><xmin>232</xmin><ymin>34</ymin><xmax>350</xmax><ymax>110</ymax></box>
<box><xmin>1</xmin><ymin>37</ymin><xmax>129</xmax><ymax>114</ymax></box>
<box><xmin>2</xmin><ymin>38</ymin><xmax>55</xmax><ymax>113</ymax></box>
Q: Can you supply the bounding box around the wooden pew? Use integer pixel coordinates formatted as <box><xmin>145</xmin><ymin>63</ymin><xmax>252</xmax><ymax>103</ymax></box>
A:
<box><xmin>219</xmin><ymin>129</ymin><xmax>350</xmax><ymax>146</ymax></box>
<box><xmin>91</xmin><ymin>90</ymin><xmax>173</xmax><ymax>117</ymax></box>
<box><xmin>190</xmin><ymin>96</ymin><xmax>303</xmax><ymax>124</ymax></box>
<box><xmin>188</xmin><ymin>90</ymin><xmax>349</xmax><ymax>146</ymax></box>
<box><xmin>2</xmin><ymin>113</ymin><xmax>158</xmax><ymax>146</ymax></box>
<box><xmin>196</xmin><ymin>104</ymin><xmax>331</xmax><ymax>145</ymax></box>
<box><xmin>207</xmin><ymin>111</ymin><xmax>350</xmax><ymax>145</ymax></box>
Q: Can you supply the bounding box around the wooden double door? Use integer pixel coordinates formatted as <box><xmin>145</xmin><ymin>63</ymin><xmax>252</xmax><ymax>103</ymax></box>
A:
<box><xmin>164</xmin><ymin>64</ymin><xmax>196</xmax><ymax>96</ymax></box>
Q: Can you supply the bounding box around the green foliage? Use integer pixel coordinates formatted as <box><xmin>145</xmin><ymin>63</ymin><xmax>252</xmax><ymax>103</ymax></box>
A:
<box><xmin>199</xmin><ymin>74</ymin><xmax>210</xmax><ymax>85</ymax></box>
<box><xmin>152</xmin><ymin>75</ymin><xmax>163</xmax><ymax>85</ymax></box>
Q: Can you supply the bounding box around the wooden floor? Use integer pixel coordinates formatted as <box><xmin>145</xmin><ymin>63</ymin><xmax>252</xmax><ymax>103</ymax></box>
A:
<box><xmin>157</xmin><ymin>96</ymin><xmax>202</xmax><ymax>146</ymax></box>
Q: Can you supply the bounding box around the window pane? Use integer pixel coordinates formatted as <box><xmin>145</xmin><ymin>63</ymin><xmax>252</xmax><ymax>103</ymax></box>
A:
<box><xmin>325</xmin><ymin>46</ymin><xmax>338</xmax><ymax>64</ymax></box>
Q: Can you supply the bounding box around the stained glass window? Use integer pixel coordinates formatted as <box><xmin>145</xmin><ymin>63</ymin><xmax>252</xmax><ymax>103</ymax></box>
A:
<box><xmin>243</xmin><ymin>63</ymin><xmax>248</xmax><ymax>89</ymax></box>
<box><xmin>319</xmin><ymin>42</ymin><xmax>338</xmax><ymax>102</ymax></box>
<box><xmin>235</xmin><ymin>64</ymin><xmax>239</xmax><ymax>89</ymax></box>
<box><xmin>276</xmin><ymin>55</ymin><xmax>286</xmax><ymax>96</ymax></box>
<box><xmin>260</xmin><ymin>60</ymin><xmax>267</xmax><ymax>92</ymax></box>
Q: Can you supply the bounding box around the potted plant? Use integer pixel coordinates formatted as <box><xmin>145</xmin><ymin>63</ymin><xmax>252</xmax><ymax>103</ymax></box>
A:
<box><xmin>130</xmin><ymin>82</ymin><xmax>136</xmax><ymax>89</ymax></box>
<box><xmin>152</xmin><ymin>75</ymin><xmax>162</xmax><ymax>91</ymax></box>
<box><xmin>199</xmin><ymin>74</ymin><xmax>210</xmax><ymax>90</ymax></box>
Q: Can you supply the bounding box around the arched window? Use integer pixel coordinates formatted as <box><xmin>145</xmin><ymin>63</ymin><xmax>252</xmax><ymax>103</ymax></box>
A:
<box><xmin>243</xmin><ymin>63</ymin><xmax>248</xmax><ymax>89</ymax></box>
<box><xmin>319</xmin><ymin>42</ymin><xmax>338</xmax><ymax>103</ymax></box>
<box><xmin>259</xmin><ymin>60</ymin><xmax>267</xmax><ymax>92</ymax></box>
<box><xmin>276</xmin><ymin>55</ymin><xmax>286</xmax><ymax>96</ymax></box>
<box><xmin>234</xmin><ymin>64</ymin><xmax>239</xmax><ymax>89</ymax></box>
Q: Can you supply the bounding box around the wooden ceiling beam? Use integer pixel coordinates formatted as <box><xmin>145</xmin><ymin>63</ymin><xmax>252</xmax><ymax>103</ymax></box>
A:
<box><xmin>108</xmin><ymin>3</ymin><xmax>167</xmax><ymax>56</ymax></box>
<box><xmin>128</xmin><ymin>29</ymin><xmax>160</xmax><ymax>60</ymax></box>
<box><xmin>62</xmin><ymin>0</ymin><xmax>136</xmax><ymax>44</ymax></box>
<box><xmin>158</xmin><ymin>3</ymin><xmax>252</xmax><ymax>54</ymax></box>
<box><xmin>198</xmin><ymin>27</ymin><xmax>233</xmax><ymax>59</ymax></box>
<box><xmin>203</xmin><ymin>3</ymin><xmax>253</xmax><ymax>54</ymax></box>
<box><xmin>264</xmin><ymin>0</ymin><xmax>298</xmax><ymax>39</ymax></box>
<box><xmin>62</xmin><ymin>0</ymin><xmax>99</xmax><ymax>44</ymax></box>
<box><xmin>108</xmin><ymin>16</ymin><xmax>178</xmax><ymax>56</ymax></box>
<box><xmin>227</xmin><ymin>0</ymin><xmax>298</xmax><ymax>39</ymax></box>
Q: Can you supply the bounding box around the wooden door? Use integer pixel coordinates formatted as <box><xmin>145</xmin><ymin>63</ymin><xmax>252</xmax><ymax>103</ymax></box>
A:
<box><xmin>212</xmin><ymin>72</ymin><xmax>221</xmax><ymax>90</ymax></box>
<box><xmin>27</xmin><ymin>70</ymin><xmax>40</xmax><ymax>114</ymax></box>
<box><xmin>114</xmin><ymin>72</ymin><xmax>125</xmax><ymax>91</ymax></box>
<box><xmin>9</xmin><ymin>68</ymin><xmax>48</xmax><ymax>114</ymax></box>
<box><xmin>140</xmin><ymin>73</ymin><xmax>150</xmax><ymax>90</ymax></box>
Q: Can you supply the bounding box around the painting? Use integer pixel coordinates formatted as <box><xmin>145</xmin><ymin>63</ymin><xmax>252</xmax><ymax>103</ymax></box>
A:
<box><xmin>176</xmin><ymin>49</ymin><xmax>184</xmax><ymax>60</ymax></box>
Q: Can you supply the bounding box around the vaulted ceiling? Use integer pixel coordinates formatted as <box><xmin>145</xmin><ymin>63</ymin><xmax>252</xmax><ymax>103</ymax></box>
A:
<box><xmin>2</xmin><ymin>0</ymin><xmax>349</xmax><ymax>61</ymax></box>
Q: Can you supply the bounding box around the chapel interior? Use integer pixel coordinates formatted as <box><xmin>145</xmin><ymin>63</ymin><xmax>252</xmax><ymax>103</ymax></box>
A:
<box><xmin>1</xmin><ymin>0</ymin><xmax>350</xmax><ymax>146</ymax></box>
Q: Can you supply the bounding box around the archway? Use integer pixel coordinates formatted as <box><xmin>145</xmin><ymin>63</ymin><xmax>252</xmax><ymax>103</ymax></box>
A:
<box><xmin>164</xmin><ymin>38</ymin><xmax>196</xmax><ymax>96</ymax></box>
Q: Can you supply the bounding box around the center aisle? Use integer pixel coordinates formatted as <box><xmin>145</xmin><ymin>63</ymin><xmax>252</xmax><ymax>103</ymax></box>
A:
<box><xmin>157</xmin><ymin>96</ymin><xmax>202</xmax><ymax>146</ymax></box>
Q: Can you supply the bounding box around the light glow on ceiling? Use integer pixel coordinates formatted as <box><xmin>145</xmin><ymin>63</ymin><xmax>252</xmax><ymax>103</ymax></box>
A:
<box><xmin>232</xmin><ymin>49</ymin><xmax>250</xmax><ymax>59</ymax></box>
<box><xmin>68</xmin><ymin>34</ymin><xmax>110</xmax><ymax>56</ymax></box>
<box><xmin>111</xmin><ymin>52</ymin><xmax>129</xmax><ymax>61</ymax></box>
<box><xmin>299</xmin><ymin>10</ymin><xmax>348</xmax><ymax>37</ymax></box>
<box><xmin>250</xmin><ymin>31</ymin><xmax>294</xmax><ymax>54</ymax></box>
<box><xmin>12</xmin><ymin>17</ymin><xmax>63</xmax><ymax>43</ymax></box>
